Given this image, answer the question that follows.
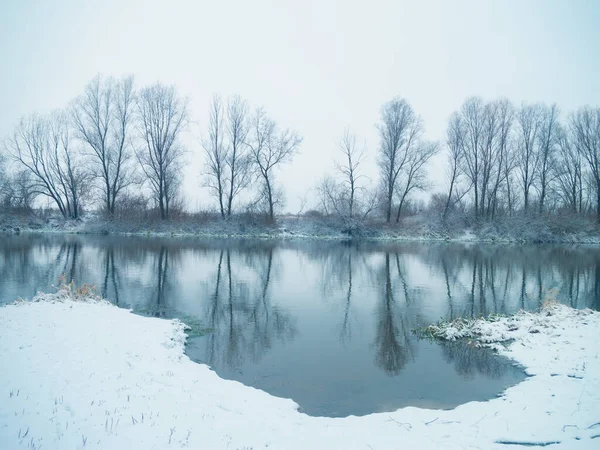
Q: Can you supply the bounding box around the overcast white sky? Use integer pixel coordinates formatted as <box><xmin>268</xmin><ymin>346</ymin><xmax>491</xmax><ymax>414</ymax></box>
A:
<box><xmin>1</xmin><ymin>0</ymin><xmax>599</xmax><ymax>212</ymax></box>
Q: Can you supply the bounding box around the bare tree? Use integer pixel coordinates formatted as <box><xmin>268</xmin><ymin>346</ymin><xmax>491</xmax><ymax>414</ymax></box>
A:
<box><xmin>6</xmin><ymin>112</ymin><xmax>86</xmax><ymax>218</ymax></box>
<box><xmin>335</xmin><ymin>128</ymin><xmax>366</xmax><ymax>218</ymax></box>
<box><xmin>570</xmin><ymin>107</ymin><xmax>600</xmax><ymax>220</ymax></box>
<box><xmin>247</xmin><ymin>108</ymin><xmax>302</xmax><ymax>220</ymax></box>
<box><xmin>459</xmin><ymin>97</ymin><xmax>485</xmax><ymax>219</ymax></box>
<box><xmin>225</xmin><ymin>95</ymin><xmax>251</xmax><ymax>216</ymax></box>
<box><xmin>377</xmin><ymin>97</ymin><xmax>423</xmax><ymax>222</ymax></box>
<box><xmin>489</xmin><ymin>99</ymin><xmax>514</xmax><ymax>218</ymax></box>
<box><xmin>316</xmin><ymin>175</ymin><xmax>343</xmax><ymax>216</ymax></box>
<box><xmin>536</xmin><ymin>103</ymin><xmax>560</xmax><ymax>213</ymax></box>
<box><xmin>448</xmin><ymin>98</ymin><xmax>516</xmax><ymax>219</ymax></box>
<box><xmin>394</xmin><ymin>141</ymin><xmax>439</xmax><ymax>222</ymax></box>
<box><xmin>555</xmin><ymin>125</ymin><xmax>583</xmax><ymax>212</ymax></box>
<box><xmin>136</xmin><ymin>83</ymin><xmax>188</xmax><ymax>220</ymax></box>
<box><xmin>478</xmin><ymin>101</ymin><xmax>501</xmax><ymax>218</ymax></box>
<box><xmin>7</xmin><ymin>170</ymin><xmax>38</xmax><ymax>210</ymax></box>
<box><xmin>444</xmin><ymin>113</ymin><xmax>464</xmax><ymax>219</ymax></box>
<box><xmin>72</xmin><ymin>75</ymin><xmax>136</xmax><ymax>215</ymax></box>
<box><xmin>516</xmin><ymin>103</ymin><xmax>543</xmax><ymax>212</ymax></box>
<box><xmin>203</xmin><ymin>95</ymin><xmax>227</xmax><ymax>218</ymax></box>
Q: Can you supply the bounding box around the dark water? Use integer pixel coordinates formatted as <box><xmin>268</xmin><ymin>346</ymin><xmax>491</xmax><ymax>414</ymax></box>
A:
<box><xmin>2</xmin><ymin>235</ymin><xmax>599</xmax><ymax>417</ymax></box>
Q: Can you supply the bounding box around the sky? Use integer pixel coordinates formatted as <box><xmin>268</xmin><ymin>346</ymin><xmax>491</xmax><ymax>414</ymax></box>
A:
<box><xmin>1</xmin><ymin>0</ymin><xmax>600</xmax><ymax>213</ymax></box>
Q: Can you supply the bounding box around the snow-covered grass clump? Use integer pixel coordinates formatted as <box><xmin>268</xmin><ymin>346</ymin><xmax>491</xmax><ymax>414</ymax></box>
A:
<box><xmin>1</xmin><ymin>288</ymin><xmax>600</xmax><ymax>449</ymax></box>
<box><xmin>19</xmin><ymin>275</ymin><xmax>105</xmax><ymax>305</ymax></box>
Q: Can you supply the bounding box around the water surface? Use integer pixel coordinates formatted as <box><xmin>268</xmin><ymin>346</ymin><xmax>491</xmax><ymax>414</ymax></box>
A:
<box><xmin>2</xmin><ymin>235</ymin><xmax>598</xmax><ymax>416</ymax></box>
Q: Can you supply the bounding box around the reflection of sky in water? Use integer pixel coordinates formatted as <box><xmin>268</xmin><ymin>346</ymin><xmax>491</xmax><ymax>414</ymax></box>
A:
<box><xmin>2</xmin><ymin>236</ymin><xmax>599</xmax><ymax>416</ymax></box>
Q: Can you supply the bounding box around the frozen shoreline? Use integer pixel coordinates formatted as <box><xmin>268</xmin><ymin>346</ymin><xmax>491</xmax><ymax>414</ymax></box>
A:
<box><xmin>1</xmin><ymin>287</ymin><xmax>599</xmax><ymax>449</ymax></box>
<box><xmin>3</xmin><ymin>213</ymin><xmax>600</xmax><ymax>244</ymax></box>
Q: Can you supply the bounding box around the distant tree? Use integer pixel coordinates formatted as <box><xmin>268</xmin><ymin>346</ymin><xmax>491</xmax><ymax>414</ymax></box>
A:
<box><xmin>570</xmin><ymin>107</ymin><xmax>600</xmax><ymax>220</ymax></box>
<box><xmin>458</xmin><ymin>97</ymin><xmax>485</xmax><ymax>219</ymax></box>
<box><xmin>202</xmin><ymin>95</ymin><xmax>228</xmax><ymax>218</ymax></box>
<box><xmin>316</xmin><ymin>175</ymin><xmax>343</xmax><ymax>216</ymax></box>
<box><xmin>490</xmin><ymin>99</ymin><xmax>515</xmax><ymax>218</ymax></box>
<box><xmin>225</xmin><ymin>96</ymin><xmax>252</xmax><ymax>216</ymax></box>
<box><xmin>394</xmin><ymin>141</ymin><xmax>438</xmax><ymax>222</ymax></box>
<box><xmin>555</xmin><ymin>125</ymin><xmax>583</xmax><ymax>213</ymax></box>
<box><xmin>443</xmin><ymin>113</ymin><xmax>464</xmax><ymax>220</ymax></box>
<box><xmin>2</xmin><ymin>169</ymin><xmax>37</xmax><ymax>210</ymax></box>
<box><xmin>377</xmin><ymin>97</ymin><xmax>423</xmax><ymax>223</ymax></box>
<box><xmin>247</xmin><ymin>108</ymin><xmax>302</xmax><ymax>221</ymax></box>
<box><xmin>0</xmin><ymin>152</ymin><xmax>11</xmax><ymax>207</ymax></box>
<box><xmin>136</xmin><ymin>83</ymin><xmax>188</xmax><ymax>220</ymax></box>
<box><xmin>203</xmin><ymin>95</ymin><xmax>252</xmax><ymax>218</ymax></box>
<box><xmin>447</xmin><ymin>98</ymin><xmax>516</xmax><ymax>220</ymax></box>
<box><xmin>536</xmin><ymin>104</ymin><xmax>560</xmax><ymax>213</ymax></box>
<box><xmin>6</xmin><ymin>112</ymin><xmax>86</xmax><ymax>218</ymax></box>
<box><xmin>72</xmin><ymin>75</ymin><xmax>137</xmax><ymax>215</ymax></box>
<box><xmin>516</xmin><ymin>103</ymin><xmax>543</xmax><ymax>212</ymax></box>
<box><xmin>335</xmin><ymin>128</ymin><xmax>366</xmax><ymax>218</ymax></box>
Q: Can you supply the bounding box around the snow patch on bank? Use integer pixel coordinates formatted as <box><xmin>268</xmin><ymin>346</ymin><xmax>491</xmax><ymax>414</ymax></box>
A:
<box><xmin>1</xmin><ymin>289</ymin><xmax>599</xmax><ymax>449</ymax></box>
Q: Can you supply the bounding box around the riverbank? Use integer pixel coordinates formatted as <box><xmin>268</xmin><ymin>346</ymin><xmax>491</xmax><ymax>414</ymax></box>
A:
<box><xmin>1</xmin><ymin>285</ymin><xmax>599</xmax><ymax>449</ymax></box>
<box><xmin>2</xmin><ymin>212</ymin><xmax>600</xmax><ymax>244</ymax></box>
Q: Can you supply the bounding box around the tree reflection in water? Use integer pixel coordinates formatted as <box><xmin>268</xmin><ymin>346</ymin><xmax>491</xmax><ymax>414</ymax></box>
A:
<box><xmin>439</xmin><ymin>340</ymin><xmax>519</xmax><ymax>379</ymax></box>
<box><xmin>202</xmin><ymin>246</ymin><xmax>296</xmax><ymax>370</ymax></box>
<box><xmin>0</xmin><ymin>236</ymin><xmax>599</xmax><ymax>409</ymax></box>
<box><xmin>373</xmin><ymin>253</ymin><xmax>416</xmax><ymax>376</ymax></box>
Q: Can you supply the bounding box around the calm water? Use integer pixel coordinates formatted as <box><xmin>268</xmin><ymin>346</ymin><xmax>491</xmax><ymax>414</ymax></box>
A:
<box><xmin>2</xmin><ymin>235</ymin><xmax>599</xmax><ymax>417</ymax></box>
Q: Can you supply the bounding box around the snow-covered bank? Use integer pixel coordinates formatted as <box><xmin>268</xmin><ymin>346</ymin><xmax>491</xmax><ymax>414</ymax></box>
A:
<box><xmin>1</xmin><ymin>289</ymin><xmax>599</xmax><ymax>449</ymax></box>
<box><xmin>3</xmin><ymin>212</ymin><xmax>600</xmax><ymax>244</ymax></box>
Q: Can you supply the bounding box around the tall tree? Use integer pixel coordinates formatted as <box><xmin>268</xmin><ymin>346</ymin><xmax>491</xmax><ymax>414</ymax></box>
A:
<box><xmin>394</xmin><ymin>141</ymin><xmax>439</xmax><ymax>222</ymax></box>
<box><xmin>444</xmin><ymin>113</ymin><xmax>464</xmax><ymax>220</ymax></box>
<box><xmin>203</xmin><ymin>95</ymin><xmax>228</xmax><ymax>217</ymax></box>
<box><xmin>225</xmin><ymin>95</ymin><xmax>251</xmax><ymax>216</ymax></box>
<box><xmin>335</xmin><ymin>128</ymin><xmax>365</xmax><ymax>218</ymax></box>
<box><xmin>136</xmin><ymin>83</ymin><xmax>188</xmax><ymax>220</ymax></box>
<box><xmin>459</xmin><ymin>97</ymin><xmax>485</xmax><ymax>220</ymax></box>
<box><xmin>247</xmin><ymin>108</ymin><xmax>302</xmax><ymax>220</ymax></box>
<box><xmin>536</xmin><ymin>104</ymin><xmax>560</xmax><ymax>213</ymax></box>
<box><xmin>489</xmin><ymin>99</ymin><xmax>514</xmax><ymax>218</ymax></box>
<box><xmin>571</xmin><ymin>107</ymin><xmax>600</xmax><ymax>220</ymax></box>
<box><xmin>555</xmin><ymin>125</ymin><xmax>583</xmax><ymax>213</ymax></box>
<box><xmin>516</xmin><ymin>103</ymin><xmax>543</xmax><ymax>212</ymax></box>
<box><xmin>72</xmin><ymin>75</ymin><xmax>136</xmax><ymax>215</ymax></box>
<box><xmin>377</xmin><ymin>97</ymin><xmax>423</xmax><ymax>223</ymax></box>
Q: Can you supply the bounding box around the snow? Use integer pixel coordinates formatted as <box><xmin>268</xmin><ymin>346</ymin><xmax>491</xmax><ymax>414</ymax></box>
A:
<box><xmin>1</xmin><ymin>287</ymin><xmax>599</xmax><ymax>449</ymax></box>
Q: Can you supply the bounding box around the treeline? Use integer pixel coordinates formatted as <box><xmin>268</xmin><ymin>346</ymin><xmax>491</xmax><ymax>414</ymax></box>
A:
<box><xmin>0</xmin><ymin>75</ymin><xmax>302</xmax><ymax>221</ymax></box>
<box><xmin>1</xmin><ymin>74</ymin><xmax>599</xmax><ymax>226</ymax></box>
<box><xmin>317</xmin><ymin>97</ymin><xmax>600</xmax><ymax>225</ymax></box>
<box><xmin>439</xmin><ymin>98</ymin><xmax>600</xmax><ymax>223</ymax></box>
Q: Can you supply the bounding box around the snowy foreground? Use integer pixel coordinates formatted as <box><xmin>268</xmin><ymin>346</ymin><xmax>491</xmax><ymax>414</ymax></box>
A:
<box><xmin>1</xmin><ymin>289</ymin><xmax>599</xmax><ymax>449</ymax></box>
